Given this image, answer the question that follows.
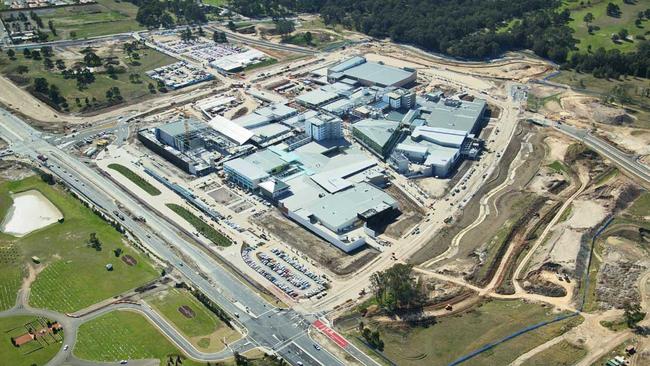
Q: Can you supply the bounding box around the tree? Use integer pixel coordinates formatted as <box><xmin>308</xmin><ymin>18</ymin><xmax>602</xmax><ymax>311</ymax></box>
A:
<box><xmin>618</xmin><ymin>28</ymin><xmax>629</xmax><ymax>40</ymax></box>
<box><xmin>43</xmin><ymin>57</ymin><xmax>54</xmax><ymax>69</ymax></box>
<box><xmin>70</xmin><ymin>31</ymin><xmax>77</xmax><ymax>39</ymax></box>
<box><xmin>583</xmin><ymin>12</ymin><xmax>594</xmax><ymax>24</ymax></box>
<box><xmin>31</xmin><ymin>50</ymin><xmax>41</xmax><ymax>61</ymax></box>
<box><xmin>23</xmin><ymin>48</ymin><xmax>31</xmax><ymax>58</ymax></box>
<box><xmin>233</xmin><ymin>351</ymin><xmax>248</xmax><ymax>366</ymax></box>
<box><xmin>83</xmin><ymin>51</ymin><xmax>101</xmax><ymax>67</ymax></box>
<box><xmin>227</xmin><ymin>20</ymin><xmax>236</xmax><ymax>31</ymax></box>
<box><xmin>88</xmin><ymin>232</ymin><xmax>102</xmax><ymax>251</ymax></box>
<box><xmin>40</xmin><ymin>172</ymin><xmax>55</xmax><ymax>185</ymax></box>
<box><xmin>114</xmin><ymin>248</ymin><xmax>123</xmax><ymax>257</ymax></box>
<box><xmin>7</xmin><ymin>49</ymin><xmax>15</xmax><ymax>60</ymax></box>
<box><xmin>370</xmin><ymin>263</ymin><xmax>423</xmax><ymax>313</ymax></box>
<box><xmin>17</xmin><ymin>65</ymin><xmax>29</xmax><ymax>74</ymax></box>
<box><xmin>276</xmin><ymin>19</ymin><xmax>295</xmax><ymax>40</ymax></box>
<box><xmin>624</xmin><ymin>302</ymin><xmax>646</xmax><ymax>328</ymax></box>
<box><xmin>33</xmin><ymin>77</ymin><xmax>49</xmax><ymax>93</ymax></box>
<box><xmin>40</xmin><ymin>46</ymin><xmax>53</xmax><ymax>58</ymax></box>
<box><xmin>180</xmin><ymin>27</ymin><xmax>194</xmax><ymax>42</ymax></box>
<box><xmin>197</xmin><ymin>25</ymin><xmax>205</xmax><ymax>37</ymax></box>
<box><xmin>606</xmin><ymin>2</ymin><xmax>621</xmax><ymax>17</ymax></box>
<box><xmin>48</xmin><ymin>20</ymin><xmax>57</xmax><ymax>36</ymax></box>
<box><xmin>213</xmin><ymin>30</ymin><xmax>227</xmax><ymax>43</ymax></box>
<box><xmin>304</xmin><ymin>31</ymin><xmax>313</xmax><ymax>45</ymax></box>
<box><xmin>55</xmin><ymin>59</ymin><xmax>65</xmax><ymax>70</ymax></box>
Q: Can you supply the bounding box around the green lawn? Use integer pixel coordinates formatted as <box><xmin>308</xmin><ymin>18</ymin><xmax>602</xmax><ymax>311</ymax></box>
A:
<box><xmin>521</xmin><ymin>340</ymin><xmax>587</xmax><ymax>366</ymax></box>
<box><xmin>0</xmin><ymin>316</ymin><xmax>63</xmax><ymax>366</ymax></box>
<box><xmin>166</xmin><ymin>204</ymin><xmax>231</xmax><ymax>247</ymax></box>
<box><xmin>548</xmin><ymin>160</ymin><xmax>569</xmax><ymax>174</ymax></box>
<box><xmin>202</xmin><ymin>0</ymin><xmax>227</xmax><ymax>6</ymax></box>
<box><xmin>284</xmin><ymin>31</ymin><xmax>343</xmax><ymax>49</ymax></box>
<box><xmin>627</xmin><ymin>192</ymin><xmax>650</xmax><ymax>218</ymax></box>
<box><xmin>368</xmin><ymin>299</ymin><xmax>583</xmax><ymax>366</ymax></box>
<box><xmin>243</xmin><ymin>58</ymin><xmax>278</xmax><ymax>71</ymax></box>
<box><xmin>147</xmin><ymin>288</ymin><xmax>238</xmax><ymax>352</ymax></box>
<box><xmin>566</xmin><ymin>0</ymin><xmax>650</xmax><ymax>53</ymax></box>
<box><xmin>41</xmin><ymin>0</ymin><xmax>143</xmax><ymax>40</ymax></box>
<box><xmin>527</xmin><ymin>92</ymin><xmax>561</xmax><ymax>113</ymax></box>
<box><xmin>0</xmin><ymin>176</ymin><xmax>158</xmax><ymax>313</ymax></box>
<box><xmin>0</xmin><ymin>242</ymin><xmax>22</xmax><ymax>310</ymax></box>
<box><xmin>0</xmin><ymin>43</ymin><xmax>177</xmax><ymax>113</ymax></box>
<box><xmin>74</xmin><ymin>310</ymin><xmax>205</xmax><ymax>366</ymax></box>
<box><xmin>108</xmin><ymin>164</ymin><xmax>161</xmax><ymax>196</ymax></box>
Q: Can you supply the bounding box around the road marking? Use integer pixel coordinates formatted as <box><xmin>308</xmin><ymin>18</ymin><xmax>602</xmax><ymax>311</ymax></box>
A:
<box><xmin>312</xmin><ymin>320</ymin><xmax>348</xmax><ymax>348</ymax></box>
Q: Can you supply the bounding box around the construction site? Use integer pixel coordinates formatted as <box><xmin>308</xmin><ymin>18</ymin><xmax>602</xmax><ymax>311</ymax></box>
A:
<box><xmin>1</xmin><ymin>16</ymin><xmax>649</xmax><ymax>366</ymax></box>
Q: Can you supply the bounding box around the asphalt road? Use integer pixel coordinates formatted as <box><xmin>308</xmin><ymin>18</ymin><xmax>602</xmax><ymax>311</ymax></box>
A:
<box><xmin>533</xmin><ymin>116</ymin><xmax>650</xmax><ymax>183</ymax></box>
<box><xmin>0</xmin><ymin>110</ymin><xmax>369</xmax><ymax>366</ymax></box>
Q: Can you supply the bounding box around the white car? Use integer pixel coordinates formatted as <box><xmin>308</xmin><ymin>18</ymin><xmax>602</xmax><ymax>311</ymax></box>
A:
<box><xmin>63</xmin><ymin>344</ymin><xmax>69</xmax><ymax>351</ymax></box>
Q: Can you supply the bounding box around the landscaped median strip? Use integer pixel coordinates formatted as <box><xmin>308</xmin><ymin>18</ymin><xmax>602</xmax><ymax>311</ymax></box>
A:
<box><xmin>108</xmin><ymin>164</ymin><xmax>161</xmax><ymax>196</ymax></box>
<box><xmin>166</xmin><ymin>203</ymin><xmax>231</xmax><ymax>247</ymax></box>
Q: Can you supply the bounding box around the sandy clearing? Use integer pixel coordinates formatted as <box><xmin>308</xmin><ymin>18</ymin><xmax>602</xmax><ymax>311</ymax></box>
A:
<box><xmin>544</xmin><ymin>135</ymin><xmax>569</xmax><ymax>162</ymax></box>
<box><xmin>565</xmin><ymin>200</ymin><xmax>608</xmax><ymax>229</ymax></box>
<box><xmin>600</xmin><ymin>127</ymin><xmax>650</xmax><ymax>156</ymax></box>
<box><xmin>1</xmin><ymin>190</ymin><xmax>63</xmax><ymax>237</ymax></box>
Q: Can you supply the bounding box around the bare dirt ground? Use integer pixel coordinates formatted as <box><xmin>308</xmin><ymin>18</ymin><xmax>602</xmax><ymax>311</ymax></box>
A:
<box><xmin>360</xmin><ymin>43</ymin><xmax>554</xmax><ymax>83</ymax></box>
<box><xmin>256</xmin><ymin>210</ymin><xmax>379</xmax><ymax>276</ymax></box>
<box><xmin>381</xmin><ymin>185</ymin><xmax>425</xmax><ymax>239</ymax></box>
<box><xmin>410</xmin><ymin>123</ymin><xmax>546</xmax><ymax>278</ymax></box>
<box><xmin>0</xmin><ymin>160</ymin><xmax>35</xmax><ymax>181</ymax></box>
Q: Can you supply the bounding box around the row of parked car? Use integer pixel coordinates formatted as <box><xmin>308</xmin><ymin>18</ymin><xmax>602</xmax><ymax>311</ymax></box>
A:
<box><xmin>243</xmin><ymin>248</ymin><xmax>303</xmax><ymax>298</ymax></box>
<box><xmin>258</xmin><ymin>252</ymin><xmax>314</xmax><ymax>291</ymax></box>
<box><xmin>271</xmin><ymin>248</ymin><xmax>328</xmax><ymax>286</ymax></box>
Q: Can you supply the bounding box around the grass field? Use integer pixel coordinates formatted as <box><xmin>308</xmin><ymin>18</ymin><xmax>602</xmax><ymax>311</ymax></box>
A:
<box><xmin>108</xmin><ymin>164</ymin><xmax>161</xmax><ymax>196</ymax></box>
<box><xmin>0</xmin><ymin>43</ymin><xmax>177</xmax><ymax>113</ymax></box>
<box><xmin>28</xmin><ymin>0</ymin><xmax>143</xmax><ymax>40</ymax></box>
<box><xmin>565</xmin><ymin>0</ymin><xmax>650</xmax><ymax>53</ymax></box>
<box><xmin>166</xmin><ymin>204</ymin><xmax>231</xmax><ymax>247</ymax></box>
<box><xmin>0</xmin><ymin>176</ymin><xmax>158</xmax><ymax>313</ymax></box>
<box><xmin>202</xmin><ymin>0</ymin><xmax>227</xmax><ymax>6</ymax></box>
<box><xmin>146</xmin><ymin>288</ymin><xmax>238</xmax><ymax>352</ymax></box>
<box><xmin>548</xmin><ymin>160</ymin><xmax>569</xmax><ymax>174</ymax></box>
<box><xmin>0</xmin><ymin>315</ymin><xmax>63</xmax><ymax>366</ymax></box>
<box><xmin>367</xmin><ymin>299</ymin><xmax>583</xmax><ymax>366</ymax></box>
<box><xmin>627</xmin><ymin>192</ymin><xmax>650</xmax><ymax>217</ymax></box>
<box><xmin>527</xmin><ymin>92</ymin><xmax>561</xmax><ymax>113</ymax></box>
<box><xmin>0</xmin><ymin>242</ymin><xmax>23</xmax><ymax>310</ymax></box>
<box><xmin>243</xmin><ymin>58</ymin><xmax>278</xmax><ymax>71</ymax></box>
<box><xmin>74</xmin><ymin>310</ymin><xmax>204</xmax><ymax>366</ymax></box>
<box><xmin>520</xmin><ymin>340</ymin><xmax>587</xmax><ymax>366</ymax></box>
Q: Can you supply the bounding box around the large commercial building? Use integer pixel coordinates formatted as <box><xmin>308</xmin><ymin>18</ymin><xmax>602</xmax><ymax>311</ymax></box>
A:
<box><xmin>304</xmin><ymin>114</ymin><xmax>343</xmax><ymax>142</ymax></box>
<box><xmin>327</xmin><ymin>56</ymin><xmax>417</xmax><ymax>88</ymax></box>
<box><xmin>389</xmin><ymin>96</ymin><xmax>486</xmax><ymax>177</ymax></box>
<box><xmin>222</xmin><ymin>142</ymin><xmax>398</xmax><ymax>252</ymax></box>
<box><xmin>352</xmin><ymin>119</ymin><xmax>402</xmax><ymax>158</ymax></box>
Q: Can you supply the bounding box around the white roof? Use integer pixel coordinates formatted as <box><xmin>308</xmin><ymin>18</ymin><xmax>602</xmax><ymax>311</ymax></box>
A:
<box><xmin>206</xmin><ymin>115</ymin><xmax>254</xmax><ymax>145</ymax></box>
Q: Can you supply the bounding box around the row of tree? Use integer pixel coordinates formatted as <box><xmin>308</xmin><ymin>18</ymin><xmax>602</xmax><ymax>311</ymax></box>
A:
<box><xmin>130</xmin><ymin>0</ymin><xmax>206</xmax><ymax>29</ymax></box>
<box><xmin>228</xmin><ymin>0</ymin><xmax>649</xmax><ymax>80</ymax></box>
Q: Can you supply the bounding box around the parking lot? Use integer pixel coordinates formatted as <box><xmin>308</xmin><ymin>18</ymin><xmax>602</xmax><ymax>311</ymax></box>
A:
<box><xmin>242</xmin><ymin>246</ymin><xmax>329</xmax><ymax>300</ymax></box>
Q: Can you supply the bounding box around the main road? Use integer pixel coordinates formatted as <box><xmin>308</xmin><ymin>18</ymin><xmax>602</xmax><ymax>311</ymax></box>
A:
<box><xmin>532</xmin><ymin>116</ymin><xmax>650</xmax><ymax>184</ymax></box>
<box><xmin>0</xmin><ymin>110</ymin><xmax>378</xmax><ymax>366</ymax></box>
